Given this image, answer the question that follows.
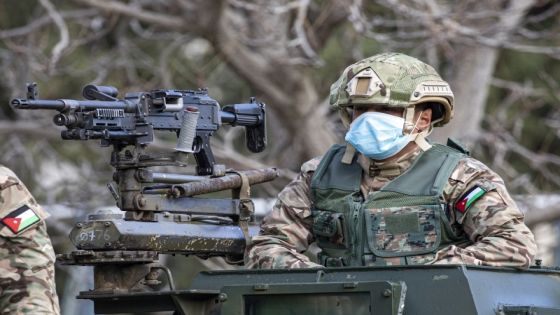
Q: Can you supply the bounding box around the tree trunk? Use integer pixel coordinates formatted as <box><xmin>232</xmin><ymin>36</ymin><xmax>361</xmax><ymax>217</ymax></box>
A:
<box><xmin>432</xmin><ymin>0</ymin><xmax>535</xmax><ymax>144</ymax></box>
<box><xmin>432</xmin><ymin>46</ymin><xmax>499</xmax><ymax>143</ymax></box>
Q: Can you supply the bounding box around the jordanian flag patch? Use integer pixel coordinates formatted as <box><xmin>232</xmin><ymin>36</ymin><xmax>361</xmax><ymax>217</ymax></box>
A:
<box><xmin>1</xmin><ymin>205</ymin><xmax>40</xmax><ymax>234</ymax></box>
<box><xmin>456</xmin><ymin>186</ymin><xmax>486</xmax><ymax>213</ymax></box>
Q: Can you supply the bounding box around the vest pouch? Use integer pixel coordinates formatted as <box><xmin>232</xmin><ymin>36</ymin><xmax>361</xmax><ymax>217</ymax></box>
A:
<box><xmin>312</xmin><ymin>210</ymin><xmax>349</xmax><ymax>250</ymax></box>
<box><xmin>364</xmin><ymin>205</ymin><xmax>442</xmax><ymax>257</ymax></box>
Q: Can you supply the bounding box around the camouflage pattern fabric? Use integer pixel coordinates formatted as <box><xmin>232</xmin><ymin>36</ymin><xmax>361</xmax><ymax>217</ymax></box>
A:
<box><xmin>0</xmin><ymin>166</ymin><xmax>60</xmax><ymax>314</ymax></box>
<box><xmin>245</xmin><ymin>148</ymin><xmax>537</xmax><ymax>269</ymax></box>
<box><xmin>368</xmin><ymin>205</ymin><xmax>439</xmax><ymax>254</ymax></box>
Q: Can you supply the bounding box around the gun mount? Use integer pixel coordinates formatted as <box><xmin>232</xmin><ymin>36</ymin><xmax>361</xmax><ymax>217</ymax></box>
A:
<box><xmin>12</xmin><ymin>83</ymin><xmax>278</xmax><ymax>310</ymax></box>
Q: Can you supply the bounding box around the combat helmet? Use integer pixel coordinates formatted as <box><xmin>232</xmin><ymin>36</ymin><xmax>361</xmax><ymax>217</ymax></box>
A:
<box><xmin>330</xmin><ymin>52</ymin><xmax>454</xmax><ymax>129</ymax></box>
<box><xmin>330</xmin><ymin>52</ymin><xmax>454</xmax><ymax>160</ymax></box>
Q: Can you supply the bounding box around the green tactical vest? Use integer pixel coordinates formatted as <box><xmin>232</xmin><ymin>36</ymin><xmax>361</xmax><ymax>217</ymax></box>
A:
<box><xmin>310</xmin><ymin>142</ymin><xmax>471</xmax><ymax>267</ymax></box>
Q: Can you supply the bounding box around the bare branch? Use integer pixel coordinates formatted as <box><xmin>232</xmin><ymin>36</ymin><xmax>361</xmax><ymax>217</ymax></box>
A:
<box><xmin>290</xmin><ymin>0</ymin><xmax>320</xmax><ymax>63</ymax></box>
<box><xmin>73</xmin><ymin>0</ymin><xmax>184</xmax><ymax>30</ymax></box>
<box><xmin>491</xmin><ymin>78</ymin><xmax>548</xmax><ymax>98</ymax></box>
<box><xmin>517</xmin><ymin>194</ymin><xmax>560</xmax><ymax>227</ymax></box>
<box><xmin>0</xmin><ymin>9</ymin><xmax>97</xmax><ymax>39</ymax></box>
<box><xmin>38</xmin><ymin>0</ymin><xmax>70</xmax><ymax>72</ymax></box>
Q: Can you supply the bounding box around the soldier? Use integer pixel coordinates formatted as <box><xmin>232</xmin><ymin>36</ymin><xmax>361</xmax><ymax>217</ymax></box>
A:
<box><xmin>0</xmin><ymin>166</ymin><xmax>60</xmax><ymax>314</ymax></box>
<box><xmin>246</xmin><ymin>52</ymin><xmax>537</xmax><ymax>269</ymax></box>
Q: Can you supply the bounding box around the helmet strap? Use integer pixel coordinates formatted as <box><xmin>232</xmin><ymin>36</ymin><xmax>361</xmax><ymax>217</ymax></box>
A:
<box><xmin>339</xmin><ymin>108</ymin><xmax>352</xmax><ymax>129</ymax></box>
<box><xmin>341</xmin><ymin>143</ymin><xmax>356</xmax><ymax>164</ymax></box>
<box><xmin>338</xmin><ymin>108</ymin><xmax>356</xmax><ymax>164</ymax></box>
<box><xmin>403</xmin><ymin>107</ymin><xmax>416</xmax><ymax>134</ymax></box>
<box><xmin>412</xmin><ymin>132</ymin><xmax>432</xmax><ymax>152</ymax></box>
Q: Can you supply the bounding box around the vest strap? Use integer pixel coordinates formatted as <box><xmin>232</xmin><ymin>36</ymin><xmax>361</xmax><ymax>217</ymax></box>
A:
<box><xmin>231</xmin><ymin>171</ymin><xmax>253</xmax><ymax>248</ymax></box>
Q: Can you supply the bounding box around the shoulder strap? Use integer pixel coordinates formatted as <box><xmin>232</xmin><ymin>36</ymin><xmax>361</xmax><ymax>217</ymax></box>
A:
<box><xmin>382</xmin><ymin>144</ymin><xmax>465</xmax><ymax>196</ymax></box>
<box><xmin>446</xmin><ymin>138</ymin><xmax>470</xmax><ymax>155</ymax></box>
<box><xmin>311</xmin><ymin>144</ymin><xmax>362</xmax><ymax>192</ymax></box>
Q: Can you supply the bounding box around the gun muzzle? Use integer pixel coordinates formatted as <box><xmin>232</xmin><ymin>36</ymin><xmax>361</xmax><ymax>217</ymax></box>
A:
<box><xmin>11</xmin><ymin>98</ymin><xmax>67</xmax><ymax>110</ymax></box>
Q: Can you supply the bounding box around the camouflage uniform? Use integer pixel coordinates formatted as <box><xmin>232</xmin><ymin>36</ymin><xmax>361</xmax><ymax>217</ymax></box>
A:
<box><xmin>246</xmin><ymin>52</ymin><xmax>536</xmax><ymax>269</ymax></box>
<box><xmin>0</xmin><ymin>166</ymin><xmax>60</xmax><ymax>314</ymax></box>
<box><xmin>246</xmin><ymin>148</ymin><xmax>537</xmax><ymax>269</ymax></box>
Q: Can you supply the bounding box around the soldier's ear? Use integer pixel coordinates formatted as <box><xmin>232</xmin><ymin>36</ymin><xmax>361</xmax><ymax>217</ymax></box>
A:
<box><xmin>417</xmin><ymin>108</ymin><xmax>432</xmax><ymax>131</ymax></box>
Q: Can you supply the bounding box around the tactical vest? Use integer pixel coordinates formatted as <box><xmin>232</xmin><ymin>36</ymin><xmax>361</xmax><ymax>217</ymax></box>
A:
<box><xmin>310</xmin><ymin>143</ymin><xmax>471</xmax><ymax>267</ymax></box>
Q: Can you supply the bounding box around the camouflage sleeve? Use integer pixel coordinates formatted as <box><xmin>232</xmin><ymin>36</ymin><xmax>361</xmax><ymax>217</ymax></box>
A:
<box><xmin>432</xmin><ymin>158</ymin><xmax>537</xmax><ymax>268</ymax></box>
<box><xmin>245</xmin><ymin>158</ymin><xmax>322</xmax><ymax>269</ymax></box>
<box><xmin>0</xmin><ymin>166</ymin><xmax>60</xmax><ymax>314</ymax></box>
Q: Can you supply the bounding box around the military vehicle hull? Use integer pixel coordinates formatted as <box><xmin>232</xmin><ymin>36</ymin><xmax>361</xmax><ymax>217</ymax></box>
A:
<box><xmin>79</xmin><ymin>264</ymin><xmax>560</xmax><ymax>315</ymax></box>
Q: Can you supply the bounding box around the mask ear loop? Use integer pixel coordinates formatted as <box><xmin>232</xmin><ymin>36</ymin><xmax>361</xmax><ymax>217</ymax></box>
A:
<box><xmin>405</xmin><ymin>108</ymin><xmax>433</xmax><ymax>152</ymax></box>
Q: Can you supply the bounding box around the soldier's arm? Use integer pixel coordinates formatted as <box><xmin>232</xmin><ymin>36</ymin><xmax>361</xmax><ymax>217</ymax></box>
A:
<box><xmin>0</xmin><ymin>166</ymin><xmax>60</xmax><ymax>314</ymax></box>
<box><xmin>245</xmin><ymin>159</ymin><xmax>322</xmax><ymax>269</ymax></box>
<box><xmin>433</xmin><ymin>158</ymin><xmax>537</xmax><ymax>268</ymax></box>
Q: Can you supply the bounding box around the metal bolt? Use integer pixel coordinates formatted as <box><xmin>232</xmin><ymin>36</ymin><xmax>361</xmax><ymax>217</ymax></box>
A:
<box><xmin>76</xmin><ymin>222</ymin><xmax>83</xmax><ymax>228</ymax></box>
<box><xmin>382</xmin><ymin>289</ymin><xmax>392</xmax><ymax>297</ymax></box>
<box><xmin>104</xmin><ymin>242</ymin><xmax>112</xmax><ymax>248</ymax></box>
<box><xmin>104</xmin><ymin>222</ymin><xmax>111</xmax><ymax>227</ymax></box>
<box><xmin>343</xmin><ymin>282</ymin><xmax>358</xmax><ymax>289</ymax></box>
<box><xmin>218</xmin><ymin>293</ymin><xmax>228</xmax><ymax>302</ymax></box>
<box><xmin>253</xmin><ymin>284</ymin><xmax>269</xmax><ymax>291</ymax></box>
<box><xmin>136</xmin><ymin>170</ymin><xmax>147</xmax><ymax>181</ymax></box>
<box><xmin>414</xmin><ymin>92</ymin><xmax>420</xmax><ymax>97</ymax></box>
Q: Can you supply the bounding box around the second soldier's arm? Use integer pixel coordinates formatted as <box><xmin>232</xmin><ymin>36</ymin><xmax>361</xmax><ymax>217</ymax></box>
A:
<box><xmin>245</xmin><ymin>159</ymin><xmax>322</xmax><ymax>269</ymax></box>
<box><xmin>0</xmin><ymin>166</ymin><xmax>60</xmax><ymax>314</ymax></box>
<box><xmin>433</xmin><ymin>158</ymin><xmax>537</xmax><ymax>268</ymax></box>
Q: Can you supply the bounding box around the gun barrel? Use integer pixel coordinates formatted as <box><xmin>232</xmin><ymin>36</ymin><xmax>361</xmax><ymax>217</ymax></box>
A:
<box><xmin>174</xmin><ymin>168</ymin><xmax>278</xmax><ymax>197</ymax></box>
<box><xmin>220</xmin><ymin>111</ymin><xmax>260</xmax><ymax>126</ymax></box>
<box><xmin>220</xmin><ymin>103</ymin><xmax>264</xmax><ymax>127</ymax></box>
<box><xmin>11</xmin><ymin>98</ymin><xmax>136</xmax><ymax>112</ymax></box>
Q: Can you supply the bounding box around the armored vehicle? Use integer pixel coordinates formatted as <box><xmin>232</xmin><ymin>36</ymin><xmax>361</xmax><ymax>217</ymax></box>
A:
<box><xmin>12</xmin><ymin>84</ymin><xmax>560</xmax><ymax>315</ymax></box>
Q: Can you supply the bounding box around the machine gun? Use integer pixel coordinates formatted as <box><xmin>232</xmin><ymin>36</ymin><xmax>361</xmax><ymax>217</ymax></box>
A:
<box><xmin>11</xmin><ymin>83</ymin><xmax>278</xmax><ymax>311</ymax></box>
<box><xmin>13</xmin><ymin>83</ymin><xmax>267</xmax><ymax>175</ymax></box>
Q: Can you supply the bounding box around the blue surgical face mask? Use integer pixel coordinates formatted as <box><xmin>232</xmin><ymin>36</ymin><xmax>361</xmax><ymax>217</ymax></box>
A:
<box><xmin>344</xmin><ymin>111</ymin><xmax>411</xmax><ymax>160</ymax></box>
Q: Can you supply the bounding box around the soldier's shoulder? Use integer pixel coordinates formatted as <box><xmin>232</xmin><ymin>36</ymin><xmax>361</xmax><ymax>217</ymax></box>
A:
<box><xmin>0</xmin><ymin>165</ymin><xmax>22</xmax><ymax>186</ymax></box>
<box><xmin>450</xmin><ymin>156</ymin><xmax>500</xmax><ymax>184</ymax></box>
<box><xmin>0</xmin><ymin>165</ymin><xmax>17</xmax><ymax>177</ymax></box>
<box><xmin>0</xmin><ymin>165</ymin><xmax>48</xmax><ymax>222</ymax></box>
<box><xmin>300</xmin><ymin>156</ymin><xmax>322</xmax><ymax>174</ymax></box>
